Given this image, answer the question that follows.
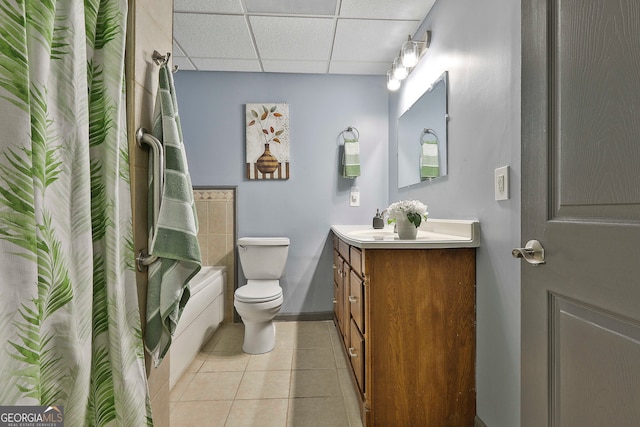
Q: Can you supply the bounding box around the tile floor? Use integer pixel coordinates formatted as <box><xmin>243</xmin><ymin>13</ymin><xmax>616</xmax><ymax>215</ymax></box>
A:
<box><xmin>169</xmin><ymin>320</ymin><xmax>363</xmax><ymax>427</ymax></box>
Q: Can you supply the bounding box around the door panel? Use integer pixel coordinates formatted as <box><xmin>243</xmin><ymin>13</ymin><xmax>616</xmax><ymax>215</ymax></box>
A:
<box><xmin>522</xmin><ymin>0</ymin><xmax>640</xmax><ymax>425</ymax></box>
<box><xmin>551</xmin><ymin>295</ymin><xmax>640</xmax><ymax>426</ymax></box>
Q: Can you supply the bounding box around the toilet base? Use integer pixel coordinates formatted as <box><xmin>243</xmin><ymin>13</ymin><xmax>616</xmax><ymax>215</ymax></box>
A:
<box><xmin>242</xmin><ymin>320</ymin><xmax>276</xmax><ymax>354</ymax></box>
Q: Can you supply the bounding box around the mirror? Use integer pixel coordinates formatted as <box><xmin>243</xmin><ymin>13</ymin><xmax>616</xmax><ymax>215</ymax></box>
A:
<box><xmin>397</xmin><ymin>71</ymin><xmax>448</xmax><ymax>188</ymax></box>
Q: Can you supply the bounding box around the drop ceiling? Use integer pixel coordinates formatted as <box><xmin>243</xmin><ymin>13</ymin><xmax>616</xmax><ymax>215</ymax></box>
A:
<box><xmin>173</xmin><ymin>0</ymin><xmax>436</xmax><ymax>75</ymax></box>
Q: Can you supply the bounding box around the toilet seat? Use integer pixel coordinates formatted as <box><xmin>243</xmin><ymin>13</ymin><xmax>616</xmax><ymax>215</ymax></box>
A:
<box><xmin>235</xmin><ymin>281</ymin><xmax>282</xmax><ymax>303</ymax></box>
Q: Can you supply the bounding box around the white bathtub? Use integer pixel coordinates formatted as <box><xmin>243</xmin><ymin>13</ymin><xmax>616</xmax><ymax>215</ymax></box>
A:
<box><xmin>170</xmin><ymin>266</ymin><xmax>226</xmax><ymax>389</ymax></box>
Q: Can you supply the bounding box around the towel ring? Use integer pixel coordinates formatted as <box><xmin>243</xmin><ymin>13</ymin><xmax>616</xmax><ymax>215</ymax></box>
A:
<box><xmin>339</xmin><ymin>126</ymin><xmax>360</xmax><ymax>145</ymax></box>
<box><xmin>421</xmin><ymin>128</ymin><xmax>439</xmax><ymax>144</ymax></box>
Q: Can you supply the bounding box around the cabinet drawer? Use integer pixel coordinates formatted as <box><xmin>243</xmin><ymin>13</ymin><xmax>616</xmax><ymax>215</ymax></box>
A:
<box><xmin>349</xmin><ymin>319</ymin><xmax>365</xmax><ymax>394</ymax></box>
<box><xmin>349</xmin><ymin>270</ymin><xmax>364</xmax><ymax>332</ymax></box>
<box><xmin>333</xmin><ymin>250</ymin><xmax>342</xmax><ymax>286</ymax></box>
<box><xmin>350</xmin><ymin>246</ymin><xmax>363</xmax><ymax>277</ymax></box>
<box><xmin>338</xmin><ymin>238</ymin><xmax>350</xmax><ymax>262</ymax></box>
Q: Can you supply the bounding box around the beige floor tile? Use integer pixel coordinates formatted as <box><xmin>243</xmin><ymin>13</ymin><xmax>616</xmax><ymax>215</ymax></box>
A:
<box><xmin>236</xmin><ymin>370</ymin><xmax>291</xmax><ymax>400</ymax></box>
<box><xmin>200</xmin><ymin>351</ymin><xmax>250</xmax><ymax>372</ymax></box>
<box><xmin>287</xmin><ymin>397</ymin><xmax>349</xmax><ymax>427</ymax></box>
<box><xmin>167</xmin><ymin>321</ymin><xmax>363</xmax><ymax>426</ymax></box>
<box><xmin>337</xmin><ymin>369</ymin><xmax>363</xmax><ymax>427</ymax></box>
<box><xmin>290</xmin><ymin>370</ymin><xmax>341</xmax><ymax>398</ymax></box>
<box><xmin>225</xmin><ymin>399</ymin><xmax>288</xmax><ymax>427</ymax></box>
<box><xmin>246</xmin><ymin>348</ymin><xmax>293</xmax><ymax>371</ymax></box>
<box><xmin>170</xmin><ymin>372</ymin><xmax>195</xmax><ymax>402</ymax></box>
<box><xmin>332</xmin><ymin>343</ymin><xmax>349</xmax><ymax>370</ymax></box>
<box><xmin>170</xmin><ymin>400</ymin><xmax>232</xmax><ymax>427</ymax></box>
<box><xmin>328</xmin><ymin>323</ymin><xmax>343</xmax><ymax>348</ymax></box>
<box><xmin>180</xmin><ymin>371</ymin><xmax>243</xmax><ymax>401</ymax></box>
<box><xmin>185</xmin><ymin>351</ymin><xmax>208</xmax><ymax>373</ymax></box>
<box><xmin>292</xmin><ymin>348</ymin><xmax>336</xmax><ymax>370</ymax></box>
<box><xmin>275</xmin><ymin>331</ymin><xmax>297</xmax><ymax>350</ymax></box>
<box><xmin>202</xmin><ymin>324</ymin><xmax>245</xmax><ymax>352</ymax></box>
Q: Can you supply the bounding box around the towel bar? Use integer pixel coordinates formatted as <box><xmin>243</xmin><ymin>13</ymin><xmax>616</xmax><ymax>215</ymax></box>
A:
<box><xmin>135</xmin><ymin>128</ymin><xmax>164</xmax><ymax>271</ymax></box>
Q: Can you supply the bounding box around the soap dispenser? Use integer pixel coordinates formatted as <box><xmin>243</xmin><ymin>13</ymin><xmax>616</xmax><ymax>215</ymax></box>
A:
<box><xmin>372</xmin><ymin>209</ymin><xmax>384</xmax><ymax>229</ymax></box>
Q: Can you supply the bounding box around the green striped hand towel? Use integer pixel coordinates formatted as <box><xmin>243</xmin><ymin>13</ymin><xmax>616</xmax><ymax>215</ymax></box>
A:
<box><xmin>420</xmin><ymin>140</ymin><xmax>440</xmax><ymax>179</ymax></box>
<box><xmin>145</xmin><ymin>64</ymin><xmax>202</xmax><ymax>366</ymax></box>
<box><xmin>342</xmin><ymin>139</ymin><xmax>361</xmax><ymax>178</ymax></box>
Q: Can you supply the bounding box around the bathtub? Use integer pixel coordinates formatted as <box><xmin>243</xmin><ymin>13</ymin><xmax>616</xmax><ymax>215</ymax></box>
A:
<box><xmin>170</xmin><ymin>266</ymin><xmax>226</xmax><ymax>389</ymax></box>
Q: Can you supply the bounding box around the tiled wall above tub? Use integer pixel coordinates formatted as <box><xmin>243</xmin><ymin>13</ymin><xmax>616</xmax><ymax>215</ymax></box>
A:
<box><xmin>193</xmin><ymin>187</ymin><xmax>236</xmax><ymax>323</ymax></box>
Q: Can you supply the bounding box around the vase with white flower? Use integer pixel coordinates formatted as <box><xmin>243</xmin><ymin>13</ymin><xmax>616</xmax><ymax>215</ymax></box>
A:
<box><xmin>385</xmin><ymin>200</ymin><xmax>428</xmax><ymax>240</ymax></box>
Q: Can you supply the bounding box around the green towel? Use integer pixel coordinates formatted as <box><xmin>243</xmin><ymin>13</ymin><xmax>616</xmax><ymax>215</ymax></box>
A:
<box><xmin>145</xmin><ymin>64</ymin><xmax>201</xmax><ymax>366</ymax></box>
<box><xmin>420</xmin><ymin>140</ymin><xmax>440</xmax><ymax>179</ymax></box>
<box><xmin>342</xmin><ymin>139</ymin><xmax>361</xmax><ymax>178</ymax></box>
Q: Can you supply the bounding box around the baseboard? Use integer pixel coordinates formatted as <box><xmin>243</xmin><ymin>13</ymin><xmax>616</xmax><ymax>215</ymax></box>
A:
<box><xmin>275</xmin><ymin>311</ymin><xmax>333</xmax><ymax>321</ymax></box>
<box><xmin>475</xmin><ymin>415</ymin><xmax>488</xmax><ymax>427</ymax></box>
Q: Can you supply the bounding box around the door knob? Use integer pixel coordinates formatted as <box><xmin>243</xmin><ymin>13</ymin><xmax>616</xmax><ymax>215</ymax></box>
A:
<box><xmin>512</xmin><ymin>240</ymin><xmax>545</xmax><ymax>265</ymax></box>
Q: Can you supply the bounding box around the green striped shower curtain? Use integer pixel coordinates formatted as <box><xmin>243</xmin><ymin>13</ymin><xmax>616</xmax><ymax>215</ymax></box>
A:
<box><xmin>0</xmin><ymin>0</ymin><xmax>152</xmax><ymax>425</ymax></box>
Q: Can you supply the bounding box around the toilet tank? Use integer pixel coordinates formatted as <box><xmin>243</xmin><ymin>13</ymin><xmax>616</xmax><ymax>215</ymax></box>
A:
<box><xmin>237</xmin><ymin>237</ymin><xmax>290</xmax><ymax>279</ymax></box>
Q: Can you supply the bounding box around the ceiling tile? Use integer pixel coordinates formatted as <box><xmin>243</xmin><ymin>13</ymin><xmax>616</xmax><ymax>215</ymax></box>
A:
<box><xmin>174</xmin><ymin>14</ymin><xmax>257</xmax><ymax>58</ymax></box>
<box><xmin>249</xmin><ymin>16</ymin><xmax>335</xmax><ymax>61</ymax></box>
<box><xmin>191</xmin><ymin>58</ymin><xmax>262</xmax><ymax>72</ymax></box>
<box><xmin>174</xmin><ymin>0</ymin><xmax>244</xmax><ymax>13</ymax></box>
<box><xmin>173</xmin><ymin>40</ymin><xmax>186</xmax><ymax>57</ymax></box>
<box><xmin>173</xmin><ymin>56</ymin><xmax>196</xmax><ymax>71</ymax></box>
<box><xmin>339</xmin><ymin>0</ymin><xmax>435</xmax><ymax>20</ymax></box>
<box><xmin>332</xmin><ymin>19</ymin><xmax>419</xmax><ymax>62</ymax></box>
<box><xmin>262</xmin><ymin>60</ymin><xmax>328</xmax><ymax>74</ymax></box>
<box><xmin>329</xmin><ymin>61</ymin><xmax>389</xmax><ymax>75</ymax></box>
<box><xmin>245</xmin><ymin>0</ymin><xmax>337</xmax><ymax>15</ymax></box>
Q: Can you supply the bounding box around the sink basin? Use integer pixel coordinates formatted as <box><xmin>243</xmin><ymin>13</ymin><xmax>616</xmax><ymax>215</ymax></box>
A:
<box><xmin>347</xmin><ymin>229</ymin><xmax>396</xmax><ymax>240</ymax></box>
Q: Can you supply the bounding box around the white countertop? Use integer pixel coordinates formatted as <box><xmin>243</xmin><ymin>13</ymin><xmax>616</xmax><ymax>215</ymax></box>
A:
<box><xmin>331</xmin><ymin>219</ymin><xmax>480</xmax><ymax>249</ymax></box>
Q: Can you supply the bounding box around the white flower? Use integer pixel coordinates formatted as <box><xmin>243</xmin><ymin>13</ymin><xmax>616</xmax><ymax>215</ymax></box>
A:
<box><xmin>385</xmin><ymin>200</ymin><xmax>429</xmax><ymax>227</ymax></box>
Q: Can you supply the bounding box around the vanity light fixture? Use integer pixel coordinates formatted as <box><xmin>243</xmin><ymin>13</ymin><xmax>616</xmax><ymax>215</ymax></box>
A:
<box><xmin>387</xmin><ymin>31</ymin><xmax>432</xmax><ymax>91</ymax></box>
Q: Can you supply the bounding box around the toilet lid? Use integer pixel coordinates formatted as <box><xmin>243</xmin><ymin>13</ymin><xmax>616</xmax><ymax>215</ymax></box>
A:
<box><xmin>235</xmin><ymin>282</ymin><xmax>283</xmax><ymax>303</ymax></box>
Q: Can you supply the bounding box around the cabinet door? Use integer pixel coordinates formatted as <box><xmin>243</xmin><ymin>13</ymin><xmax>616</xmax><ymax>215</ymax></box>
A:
<box><xmin>349</xmin><ymin>270</ymin><xmax>364</xmax><ymax>333</ymax></box>
<box><xmin>332</xmin><ymin>250</ymin><xmax>344</xmax><ymax>335</ymax></box>
<box><xmin>349</xmin><ymin>319</ymin><xmax>365</xmax><ymax>394</ymax></box>
<box><xmin>342</xmin><ymin>262</ymin><xmax>351</xmax><ymax>347</ymax></box>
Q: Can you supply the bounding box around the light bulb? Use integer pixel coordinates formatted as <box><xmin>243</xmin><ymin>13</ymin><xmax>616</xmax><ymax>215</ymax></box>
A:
<box><xmin>392</xmin><ymin>57</ymin><xmax>408</xmax><ymax>81</ymax></box>
<box><xmin>386</xmin><ymin>70</ymin><xmax>400</xmax><ymax>91</ymax></box>
<box><xmin>401</xmin><ymin>40</ymin><xmax>419</xmax><ymax>68</ymax></box>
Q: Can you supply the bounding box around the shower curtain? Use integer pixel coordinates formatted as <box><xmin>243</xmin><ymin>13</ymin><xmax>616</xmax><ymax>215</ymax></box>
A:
<box><xmin>0</xmin><ymin>0</ymin><xmax>152</xmax><ymax>425</ymax></box>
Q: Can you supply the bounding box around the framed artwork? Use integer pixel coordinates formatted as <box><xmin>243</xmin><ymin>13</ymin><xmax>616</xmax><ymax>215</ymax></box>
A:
<box><xmin>245</xmin><ymin>103</ymin><xmax>290</xmax><ymax>180</ymax></box>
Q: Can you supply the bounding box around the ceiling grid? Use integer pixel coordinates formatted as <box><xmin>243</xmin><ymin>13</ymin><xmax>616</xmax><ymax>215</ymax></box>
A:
<box><xmin>173</xmin><ymin>0</ymin><xmax>435</xmax><ymax>75</ymax></box>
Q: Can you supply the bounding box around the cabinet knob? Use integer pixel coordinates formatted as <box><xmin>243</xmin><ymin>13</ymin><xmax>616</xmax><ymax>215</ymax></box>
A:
<box><xmin>348</xmin><ymin>347</ymin><xmax>358</xmax><ymax>358</ymax></box>
<box><xmin>348</xmin><ymin>296</ymin><xmax>357</xmax><ymax>303</ymax></box>
<box><xmin>332</xmin><ymin>298</ymin><xmax>337</xmax><ymax>304</ymax></box>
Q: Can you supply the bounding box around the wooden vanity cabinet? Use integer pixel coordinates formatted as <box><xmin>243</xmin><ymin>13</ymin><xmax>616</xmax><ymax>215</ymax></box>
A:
<box><xmin>332</xmin><ymin>233</ymin><xmax>476</xmax><ymax>427</ymax></box>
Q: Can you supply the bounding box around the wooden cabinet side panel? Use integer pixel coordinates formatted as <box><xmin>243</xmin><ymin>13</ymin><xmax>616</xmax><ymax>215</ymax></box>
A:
<box><xmin>366</xmin><ymin>248</ymin><xmax>476</xmax><ymax>427</ymax></box>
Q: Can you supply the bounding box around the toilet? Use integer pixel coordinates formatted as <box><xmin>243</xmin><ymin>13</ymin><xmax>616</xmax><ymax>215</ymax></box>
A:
<box><xmin>235</xmin><ymin>237</ymin><xmax>290</xmax><ymax>354</ymax></box>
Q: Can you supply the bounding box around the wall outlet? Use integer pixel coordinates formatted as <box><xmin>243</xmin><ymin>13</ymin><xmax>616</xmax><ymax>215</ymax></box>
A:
<box><xmin>350</xmin><ymin>187</ymin><xmax>360</xmax><ymax>207</ymax></box>
<box><xmin>495</xmin><ymin>166</ymin><xmax>509</xmax><ymax>201</ymax></box>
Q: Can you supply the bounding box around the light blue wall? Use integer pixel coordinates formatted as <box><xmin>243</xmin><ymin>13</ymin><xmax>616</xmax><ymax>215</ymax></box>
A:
<box><xmin>174</xmin><ymin>71</ymin><xmax>389</xmax><ymax>315</ymax></box>
<box><xmin>389</xmin><ymin>0</ymin><xmax>521</xmax><ymax>426</ymax></box>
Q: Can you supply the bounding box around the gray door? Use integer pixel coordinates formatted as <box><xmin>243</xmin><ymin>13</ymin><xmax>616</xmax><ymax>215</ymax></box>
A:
<box><xmin>521</xmin><ymin>1</ymin><xmax>640</xmax><ymax>426</ymax></box>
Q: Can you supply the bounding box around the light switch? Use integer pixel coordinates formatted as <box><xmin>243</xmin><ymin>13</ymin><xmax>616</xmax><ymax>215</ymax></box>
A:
<box><xmin>350</xmin><ymin>186</ymin><xmax>360</xmax><ymax>207</ymax></box>
<box><xmin>495</xmin><ymin>166</ymin><xmax>509</xmax><ymax>201</ymax></box>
